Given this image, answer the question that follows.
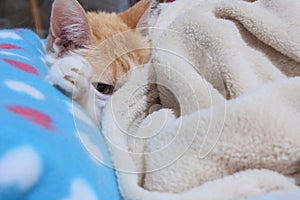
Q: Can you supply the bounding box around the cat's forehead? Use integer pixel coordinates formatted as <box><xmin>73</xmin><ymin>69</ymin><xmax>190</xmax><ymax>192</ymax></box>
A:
<box><xmin>86</xmin><ymin>12</ymin><xmax>131</xmax><ymax>41</ymax></box>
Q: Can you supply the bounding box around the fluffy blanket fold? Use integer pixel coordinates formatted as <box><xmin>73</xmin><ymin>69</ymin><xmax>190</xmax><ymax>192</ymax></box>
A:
<box><xmin>101</xmin><ymin>0</ymin><xmax>300</xmax><ymax>199</ymax></box>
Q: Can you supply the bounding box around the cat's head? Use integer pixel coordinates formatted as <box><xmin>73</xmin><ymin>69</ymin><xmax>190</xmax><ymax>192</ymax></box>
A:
<box><xmin>47</xmin><ymin>0</ymin><xmax>153</xmax><ymax>97</ymax></box>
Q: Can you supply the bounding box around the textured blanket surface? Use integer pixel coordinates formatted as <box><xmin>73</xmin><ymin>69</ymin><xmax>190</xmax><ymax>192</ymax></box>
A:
<box><xmin>101</xmin><ymin>0</ymin><xmax>300</xmax><ymax>199</ymax></box>
<box><xmin>0</xmin><ymin>29</ymin><xmax>120</xmax><ymax>199</ymax></box>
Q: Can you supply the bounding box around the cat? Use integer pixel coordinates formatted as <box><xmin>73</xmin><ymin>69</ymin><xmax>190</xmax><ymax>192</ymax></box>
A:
<box><xmin>46</xmin><ymin>0</ymin><xmax>153</xmax><ymax>124</ymax></box>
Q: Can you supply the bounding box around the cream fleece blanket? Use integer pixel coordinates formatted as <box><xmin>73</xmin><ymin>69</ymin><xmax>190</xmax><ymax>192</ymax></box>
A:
<box><xmin>101</xmin><ymin>0</ymin><xmax>300</xmax><ymax>199</ymax></box>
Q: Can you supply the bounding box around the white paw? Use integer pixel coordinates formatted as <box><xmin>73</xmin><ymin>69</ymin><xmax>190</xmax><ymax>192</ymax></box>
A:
<box><xmin>46</xmin><ymin>55</ymin><xmax>93</xmax><ymax>99</ymax></box>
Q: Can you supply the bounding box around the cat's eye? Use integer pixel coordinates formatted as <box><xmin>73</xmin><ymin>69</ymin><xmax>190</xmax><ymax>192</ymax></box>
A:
<box><xmin>94</xmin><ymin>83</ymin><xmax>114</xmax><ymax>95</ymax></box>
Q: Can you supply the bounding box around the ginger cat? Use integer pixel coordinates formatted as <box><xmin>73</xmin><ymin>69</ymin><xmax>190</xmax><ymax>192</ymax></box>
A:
<box><xmin>46</xmin><ymin>0</ymin><xmax>153</xmax><ymax>123</ymax></box>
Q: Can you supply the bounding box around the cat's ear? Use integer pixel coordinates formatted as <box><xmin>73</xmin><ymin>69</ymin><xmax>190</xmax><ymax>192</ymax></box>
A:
<box><xmin>118</xmin><ymin>0</ymin><xmax>155</xmax><ymax>29</ymax></box>
<box><xmin>49</xmin><ymin>0</ymin><xmax>92</xmax><ymax>56</ymax></box>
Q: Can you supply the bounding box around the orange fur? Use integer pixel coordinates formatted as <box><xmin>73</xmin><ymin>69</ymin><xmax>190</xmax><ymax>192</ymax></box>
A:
<box><xmin>47</xmin><ymin>0</ymin><xmax>151</xmax><ymax>86</ymax></box>
<box><xmin>81</xmin><ymin>12</ymin><xmax>151</xmax><ymax>85</ymax></box>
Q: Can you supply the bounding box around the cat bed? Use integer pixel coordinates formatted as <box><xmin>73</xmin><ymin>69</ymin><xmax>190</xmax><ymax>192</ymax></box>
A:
<box><xmin>0</xmin><ymin>29</ymin><xmax>120</xmax><ymax>199</ymax></box>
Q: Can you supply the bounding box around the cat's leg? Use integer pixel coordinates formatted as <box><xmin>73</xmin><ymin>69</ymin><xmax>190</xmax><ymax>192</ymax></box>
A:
<box><xmin>46</xmin><ymin>54</ymin><xmax>93</xmax><ymax>99</ymax></box>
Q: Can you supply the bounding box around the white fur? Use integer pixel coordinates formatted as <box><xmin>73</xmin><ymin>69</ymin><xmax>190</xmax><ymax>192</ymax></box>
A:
<box><xmin>46</xmin><ymin>54</ymin><xmax>111</xmax><ymax>123</ymax></box>
<box><xmin>46</xmin><ymin>53</ymin><xmax>147</xmax><ymax>125</ymax></box>
<box><xmin>46</xmin><ymin>54</ymin><xmax>92</xmax><ymax>99</ymax></box>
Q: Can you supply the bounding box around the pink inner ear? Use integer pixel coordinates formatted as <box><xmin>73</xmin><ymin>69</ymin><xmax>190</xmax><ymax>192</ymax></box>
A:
<box><xmin>50</xmin><ymin>0</ymin><xmax>92</xmax><ymax>55</ymax></box>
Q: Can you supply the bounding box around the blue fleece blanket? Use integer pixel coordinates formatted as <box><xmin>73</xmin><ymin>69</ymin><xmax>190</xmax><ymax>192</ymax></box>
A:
<box><xmin>0</xmin><ymin>29</ymin><xmax>120</xmax><ymax>200</ymax></box>
<box><xmin>1</xmin><ymin>29</ymin><xmax>299</xmax><ymax>200</ymax></box>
